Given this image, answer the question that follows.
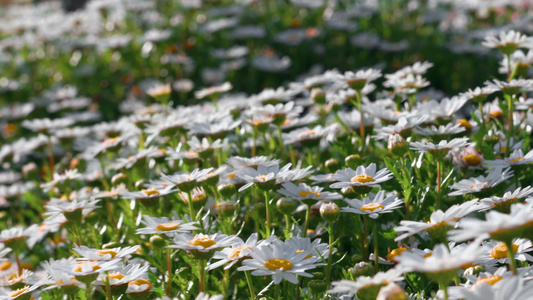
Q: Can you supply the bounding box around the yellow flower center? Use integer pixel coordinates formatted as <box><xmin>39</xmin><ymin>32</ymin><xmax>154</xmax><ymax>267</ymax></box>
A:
<box><xmin>461</xmin><ymin>262</ymin><xmax>480</xmax><ymax>270</ymax></box>
<box><xmin>386</xmin><ymin>247</ymin><xmax>409</xmax><ymax>262</ymax></box>
<box><xmin>109</xmin><ymin>272</ymin><xmax>125</xmax><ymax>281</ymax></box>
<box><xmin>96</xmin><ymin>249</ymin><xmax>118</xmax><ymax>258</ymax></box>
<box><xmin>257</xmin><ymin>175</ymin><xmax>269</xmax><ymax>181</ymax></box>
<box><xmin>475</xmin><ymin>275</ymin><xmax>503</xmax><ymax>286</ymax></box>
<box><xmin>0</xmin><ymin>261</ymin><xmax>12</xmax><ymax>271</ymax></box>
<box><xmin>509</xmin><ymin>157</ymin><xmax>524</xmax><ymax>163</ymax></box>
<box><xmin>296</xmin><ymin>249</ymin><xmax>313</xmax><ymax>259</ymax></box>
<box><xmin>489</xmin><ymin>110</ymin><xmax>503</xmax><ymax>119</ymax></box>
<box><xmin>492</xmin><ymin>198</ymin><xmax>520</xmax><ymax>208</ymax></box>
<box><xmin>350</xmin><ymin>174</ymin><xmax>374</xmax><ymax>183</ymax></box>
<box><xmin>9</xmin><ymin>286</ymin><xmax>29</xmax><ymax>298</ymax></box>
<box><xmin>457</xmin><ymin>119</ymin><xmax>472</xmax><ymax>130</ymax></box>
<box><xmin>227</xmin><ymin>173</ymin><xmax>236</xmax><ymax>179</ymax></box>
<box><xmin>424</xmin><ymin>252</ymin><xmax>433</xmax><ymax>258</ymax></box>
<box><xmin>155</xmin><ymin>223</ymin><xmax>180</xmax><ymax>231</ymax></box>
<box><xmin>128</xmin><ymin>278</ymin><xmax>153</xmax><ymax>290</ymax></box>
<box><xmin>300</xmin><ymin>130</ymin><xmax>316</xmax><ymax>137</ymax></box>
<box><xmin>72</xmin><ymin>262</ymin><xmax>101</xmax><ymax>273</ymax></box>
<box><xmin>360</xmin><ymin>203</ymin><xmax>385</xmax><ymax>212</ymax></box>
<box><xmin>463</xmin><ymin>154</ymin><xmax>481</xmax><ymax>166</ymax></box>
<box><xmin>228</xmin><ymin>246</ymin><xmax>252</xmax><ymax>258</ymax></box>
<box><xmin>500</xmin><ymin>146</ymin><xmax>507</xmax><ymax>152</ymax></box>
<box><xmin>141</xmin><ymin>189</ymin><xmax>159</xmax><ymax>197</ymax></box>
<box><xmin>264</xmin><ymin>258</ymin><xmax>293</xmax><ymax>271</ymax></box>
<box><xmin>188</xmin><ymin>237</ymin><xmax>216</xmax><ymax>249</ymax></box>
<box><xmin>103</xmin><ymin>137</ymin><xmax>120</xmax><ymax>147</ymax></box>
<box><xmin>282</xmin><ymin>119</ymin><xmax>292</xmax><ymax>126</ymax></box>
<box><xmin>490</xmin><ymin>242</ymin><xmax>518</xmax><ymax>259</ymax></box>
<box><xmin>297</xmin><ymin>191</ymin><xmax>322</xmax><ymax>198</ymax></box>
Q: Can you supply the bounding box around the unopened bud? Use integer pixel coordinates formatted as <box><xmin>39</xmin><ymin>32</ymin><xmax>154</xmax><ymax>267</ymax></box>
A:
<box><xmin>350</xmin><ymin>261</ymin><xmax>374</xmax><ymax>278</ymax></box>
<box><xmin>276</xmin><ymin>198</ymin><xmax>300</xmax><ymax>215</ymax></box>
<box><xmin>325</xmin><ymin>158</ymin><xmax>340</xmax><ymax>173</ymax></box>
<box><xmin>311</xmin><ymin>88</ymin><xmax>326</xmax><ymax>105</ymax></box>
<box><xmin>376</xmin><ymin>283</ymin><xmax>407</xmax><ymax>300</ymax></box>
<box><xmin>218</xmin><ymin>184</ymin><xmax>237</xmax><ymax>199</ymax></box>
<box><xmin>320</xmin><ymin>202</ymin><xmax>340</xmax><ymax>222</ymax></box>
<box><xmin>345</xmin><ymin>154</ymin><xmax>361</xmax><ymax>169</ymax></box>
<box><xmin>387</xmin><ymin>134</ymin><xmax>409</xmax><ymax>157</ymax></box>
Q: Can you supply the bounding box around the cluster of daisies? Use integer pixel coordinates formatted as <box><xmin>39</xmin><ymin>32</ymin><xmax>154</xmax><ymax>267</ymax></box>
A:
<box><xmin>1</xmin><ymin>0</ymin><xmax>533</xmax><ymax>298</ymax></box>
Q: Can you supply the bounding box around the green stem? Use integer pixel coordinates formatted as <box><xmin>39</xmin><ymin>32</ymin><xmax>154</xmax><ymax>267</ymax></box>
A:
<box><xmin>303</xmin><ymin>204</ymin><xmax>311</xmax><ymax>238</ymax></box>
<box><xmin>506</xmin><ymin>241</ymin><xmax>518</xmax><ymax>275</ymax></box>
<box><xmin>325</xmin><ymin>221</ymin><xmax>334</xmax><ymax>289</ymax></box>
<box><xmin>355</xmin><ymin>91</ymin><xmax>366</xmax><ymax>151</ymax></box>
<box><xmin>264</xmin><ymin>190</ymin><xmax>271</xmax><ymax>238</ymax></box>
<box><xmin>166</xmin><ymin>248</ymin><xmax>172</xmax><ymax>296</ymax></box>
<box><xmin>187</xmin><ymin>190</ymin><xmax>196</xmax><ymax>222</ymax></box>
<box><xmin>199</xmin><ymin>259</ymin><xmax>207</xmax><ymax>292</ymax></box>
<box><xmin>276</xmin><ymin>124</ymin><xmax>284</xmax><ymax>150</ymax></box>
<box><xmin>372</xmin><ymin>219</ymin><xmax>379</xmax><ymax>274</ymax></box>
<box><xmin>104</xmin><ymin>272</ymin><xmax>112</xmax><ymax>300</ymax></box>
<box><xmin>285</xmin><ymin>215</ymin><xmax>291</xmax><ymax>238</ymax></box>
<box><xmin>506</xmin><ymin>94</ymin><xmax>514</xmax><ymax>158</ymax></box>
<box><xmin>275</xmin><ymin>283</ymin><xmax>280</xmax><ymax>300</ymax></box>
<box><xmin>439</xmin><ymin>281</ymin><xmax>449</xmax><ymax>300</ymax></box>
<box><xmin>436</xmin><ymin>160</ymin><xmax>442</xmax><ymax>211</ymax></box>
<box><xmin>244</xmin><ymin>271</ymin><xmax>255</xmax><ymax>300</ymax></box>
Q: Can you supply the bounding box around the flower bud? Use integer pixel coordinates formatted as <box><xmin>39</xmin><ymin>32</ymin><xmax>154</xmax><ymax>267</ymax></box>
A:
<box><xmin>325</xmin><ymin>158</ymin><xmax>340</xmax><ymax>173</ymax></box>
<box><xmin>218</xmin><ymin>184</ymin><xmax>237</xmax><ymax>199</ymax></box>
<box><xmin>276</xmin><ymin>198</ymin><xmax>300</xmax><ymax>215</ymax></box>
<box><xmin>345</xmin><ymin>154</ymin><xmax>361</xmax><ymax>169</ymax></box>
<box><xmin>376</xmin><ymin>283</ymin><xmax>407</xmax><ymax>300</ymax></box>
<box><xmin>387</xmin><ymin>134</ymin><xmax>409</xmax><ymax>157</ymax></box>
<box><xmin>150</xmin><ymin>235</ymin><xmax>166</xmax><ymax>249</ymax></box>
<box><xmin>311</xmin><ymin>88</ymin><xmax>326</xmax><ymax>105</ymax></box>
<box><xmin>320</xmin><ymin>202</ymin><xmax>340</xmax><ymax>222</ymax></box>
<box><xmin>350</xmin><ymin>261</ymin><xmax>374</xmax><ymax>278</ymax></box>
<box><xmin>308</xmin><ymin>280</ymin><xmax>327</xmax><ymax>295</ymax></box>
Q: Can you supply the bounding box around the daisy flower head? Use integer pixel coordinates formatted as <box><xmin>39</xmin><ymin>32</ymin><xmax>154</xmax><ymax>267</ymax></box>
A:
<box><xmin>342</xmin><ymin>190</ymin><xmax>403</xmax><ymax>219</ymax></box>
<box><xmin>168</xmin><ymin>233</ymin><xmax>236</xmax><ymax>259</ymax></box>
<box><xmin>394</xmin><ymin>199</ymin><xmax>480</xmax><ymax>242</ymax></box>
<box><xmin>484</xmin><ymin>79</ymin><xmax>533</xmax><ymax>96</ymax></box>
<box><xmin>277</xmin><ymin>182</ymin><xmax>342</xmax><ymax>205</ymax></box>
<box><xmin>206</xmin><ymin>233</ymin><xmax>275</xmax><ymax>271</ymax></box>
<box><xmin>236</xmin><ymin>163</ymin><xmax>292</xmax><ymax>192</ymax></box>
<box><xmin>237</xmin><ymin>241</ymin><xmax>324</xmax><ymax>284</ymax></box>
<box><xmin>448</xmin><ymin>168</ymin><xmax>513</xmax><ymax>197</ymax></box>
<box><xmin>484</xmin><ymin>149</ymin><xmax>533</xmax><ymax>169</ymax></box>
<box><xmin>73</xmin><ymin>245</ymin><xmax>141</xmax><ymax>261</ymax></box>
<box><xmin>0</xmin><ymin>225</ymin><xmax>40</xmax><ymax>250</ymax></box>
<box><xmin>0</xmin><ymin>277</ymin><xmax>49</xmax><ymax>300</ymax></box>
<box><xmin>409</xmin><ymin>137</ymin><xmax>470</xmax><ymax>155</ymax></box>
<box><xmin>373</xmin><ymin>116</ymin><xmax>426</xmax><ymax>140</ymax></box>
<box><xmin>414</xmin><ymin>123</ymin><xmax>466</xmax><ymax>140</ymax></box>
<box><xmin>395</xmin><ymin>243</ymin><xmax>479</xmax><ymax>283</ymax></box>
<box><xmin>482</xmin><ymin>30</ymin><xmax>533</xmax><ymax>55</ymax></box>
<box><xmin>327</xmin><ymin>268</ymin><xmax>404</xmax><ymax>298</ymax></box>
<box><xmin>453</xmin><ymin>146</ymin><xmax>485</xmax><ymax>169</ymax></box>
<box><xmin>460</xmin><ymin>86</ymin><xmax>499</xmax><ymax>103</ymax></box>
<box><xmin>340</xmin><ymin>68</ymin><xmax>382</xmax><ymax>91</ymax></box>
<box><xmin>499</xmin><ymin>50</ymin><xmax>533</xmax><ymax>76</ymax></box>
<box><xmin>330</xmin><ymin>163</ymin><xmax>393</xmax><ymax>194</ymax></box>
<box><xmin>449</xmin><ymin>202</ymin><xmax>533</xmax><ymax>243</ymax></box>
<box><xmin>160</xmin><ymin>168</ymin><xmax>214</xmax><ymax>192</ymax></box>
<box><xmin>59</xmin><ymin>260</ymin><xmax>120</xmax><ymax>285</ymax></box>
<box><xmin>126</xmin><ymin>277</ymin><xmax>153</xmax><ymax>299</ymax></box>
<box><xmin>283</xmin><ymin>236</ymin><xmax>333</xmax><ymax>260</ymax></box>
<box><xmin>44</xmin><ymin>198</ymin><xmax>100</xmax><ymax>223</ymax></box>
<box><xmin>120</xmin><ymin>187</ymin><xmax>176</xmax><ymax>207</ymax></box>
<box><xmin>449</xmin><ymin>275</ymin><xmax>533</xmax><ymax>300</ymax></box>
<box><xmin>475</xmin><ymin>238</ymin><xmax>533</xmax><ymax>268</ymax></box>
<box><xmin>282</xmin><ymin>124</ymin><xmax>338</xmax><ymax>147</ymax></box>
<box><xmin>136</xmin><ymin>215</ymin><xmax>198</xmax><ymax>237</ymax></box>
<box><xmin>194</xmin><ymin>82</ymin><xmax>232</xmax><ymax>99</ymax></box>
<box><xmin>479</xmin><ymin>186</ymin><xmax>533</xmax><ymax>213</ymax></box>
<box><xmin>94</xmin><ymin>264</ymin><xmax>149</xmax><ymax>294</ymax></box>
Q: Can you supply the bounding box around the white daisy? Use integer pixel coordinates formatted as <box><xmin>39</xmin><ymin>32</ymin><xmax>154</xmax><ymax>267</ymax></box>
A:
<box><xmin>327</xmin><ymin>268</ymin><xmax>404</xmax><ymax>298</ymax></box>
<box><xmin>342</xmin><ymin>190</ymin><xmax>403</xmax><ymax>219</ymax></box>
<box><xmin>136</xmin><ymin>215</ymin><xmax>198</xmax><ymax>236</ymax></box>
<box><xmin>329</xmin><ymin>163</ymin><xmax>393</xmax><ymax>190</ymax></box>
<box><xmin>448</xmin><ymin>168</ymin><xmax>513</xmax><ymax>197</ymax></box>
<box><xmin>277</xmin><ymin>182</ymin><xmax>342</xmax><ymax>203</ymax></box>
<box><xmin>73</xmin><ymin>245</ymin><xmax>141</xmax><ymax>261</ymax></box>
<box><xmin>237</xmin><ymin>241</ymin><xmax>324</xmax><ymax>284</ymax></box>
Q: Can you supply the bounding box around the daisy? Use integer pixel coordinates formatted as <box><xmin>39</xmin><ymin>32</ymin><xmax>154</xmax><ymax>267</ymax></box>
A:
<box><xmin>373</xmin><ymin>116</ymin><xmax>426</xmax><ymax>140</ymax></box>
<box><xmin>0</xmin><ymin>277</ymin><xmax>49</xmax><ymax>300</ymax></box>
<box><xmin>484</xmin><ymin>79</ymin><xmax>533</xmax><ymax>95</ymax></box>
<box><xmin>453</xmin><ymin>146</ymin><xmax>485</xmax><ymax>169</ymax></box>
<box><xmin>168</xmin><ymin>233</ymin><xmax>236</xmax><ymax>253</ymax></box>
<box><xmin>414</xmin><ymin>123</ymin><xmax>466</xmax><ymax>138</ymax></box>
<box><xmin>237</xmin><ymin>242</ymin><xmax>324</xmax><ymax>284</ymax></box>
<box><xmin>327</xmin><ymin>268</ymin><xmax>404</xmax><ymax>298</ymax></box>
<box><xmin>475</xmin><ymin>238</ymin><xmax>533</xmax><ymax>267</ymax></box>
<box><xmin>0</xmin><ymin>225</ymin><xmax>40</xmax><ymax>250</ymax></box>
<box><xmin>448</xmin><ymin>168</ymin><xmax>513</xmax><ymax>197</ymax></box>
<box><xmin>277</xmin><ymin>182</ymin><xmax>341</xmax><ymax>204</ymax></box>
<box><xmin>409</xmin><ymin>137</ymin><xmax>470</xmax><ymax>153</ymax></box>
<box><xmin>342</xmin><ymin>190</ymin><xmax>403</xmax><ymax>219</ymax></box>
<box><xmin>283</xmin><ymin>236</ymin><xmax>332</xmax><ymax>260</ymax></box>
<box><xmin>395</xmin><ymin>243</ymin><xmax>479</xmax><ymax>281</ymax></box>
<box><xmin>460</xmin><ymin>86</ymin><xmax>499</xmax><ymax>103</ymax></box>
<box><xmin>484</xmin><ymin>149</ymin><xmax>533</xmax><ymax>169</ymax></box>
<box><xmin>394</xmin><ymin>199</ymin><xmax>481</xmax><ymax>241</ymax></box>
<box><xmin>187</xmin><ymin>118</ymin><xmax>241</xmax><ymax>139</ymax></box>
<box><xmin>160</xmin><ymin>168</ymin><xmax>214</xmax><ymax>192</ymax></box>
<box><xmin>479</xmin><ymin>186</ymin><xmax>533</xmax><ymax>213</ymax></box>
<box><xmin>482</xmin><ymin>30</ymin><xmax>533</xmax><ymax>54</ymax></box>
<box><xmin>449</xmin><ymin>202</ymin><xmax>533</xmax><ymax>243</ymax></box>
<box><xmin>282</xmin><ymin>124</ymin><xmax>338</xmax><ymax>146</ymax></box>
<box><xmin>339</xmin><ymin>68</ymin><xmax>382</xmax><ymax>90</ymax></box>
<box><xmin>448</xmin><ymin>274</ymin><xmax>533</xmax><ymax>300</ymax></box>
<box><xmin>125</xmin><ymin>278</ymin><xmax>153</xmax><ymax>298</ymax></box>
<box><xmin>73</xmin><ymin>245</ymin><xmax>141</xmax><ymax>261</ymax></box>
<box><xmin>236</xmin><ymin>163</ymin><xmax>292</xmax><ymax>192</ymax></box>
<box><xmin>329</xmin><ymin>163</ymin><xmax>393</xmax><ymax>190</ymax></box>
<box><xmin>136</xmin><ymin>215</ymin><xmax>198</xmax><ymax>237</ymax></box>
<box><xmin>206</xmin><ymin>233</ymin><xmax>275</xmax><ymax>271</ymax></box>
<box><xmin>43</xmin><ymin>198</ymin><xmax>100</xmax><ymax>222</ymax></box>
<box><xmin>94</xmin><ymin>264</ymin><xmax>149</xmax><ymax>293</ymax></box>
<box><xmin>120</xmin><ymin>187</ymin><xmax>176</xmax><ymax>207</ymax></box>
<box><xmin>187</xmin><ymin>136</ymin><xmax>227</xmax><ymax>159</ymax></box>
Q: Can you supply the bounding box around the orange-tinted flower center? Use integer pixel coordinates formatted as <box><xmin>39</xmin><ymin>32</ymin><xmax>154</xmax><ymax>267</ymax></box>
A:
<box><xmin>188</xmin><ymin>237</ymin><xmax>216</xmax><ymax>249</ymax></box>
<box><xmin>350</xmin><ymin>174</ymin><xmax>374</xmax><ymax>184</ymax></box>
<box><xmin>264</xmin><ymin>258</ymin><xmax>293</xmax><ymax>271</ymax></box>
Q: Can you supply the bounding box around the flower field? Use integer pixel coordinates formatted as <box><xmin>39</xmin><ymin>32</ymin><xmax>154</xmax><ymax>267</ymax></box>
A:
<box><xmin>1</xmin><ymin>0</ymin><xmax>533</xmax><ymax>299</ymax></box>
